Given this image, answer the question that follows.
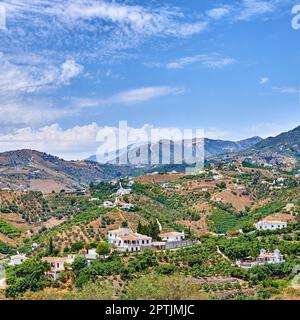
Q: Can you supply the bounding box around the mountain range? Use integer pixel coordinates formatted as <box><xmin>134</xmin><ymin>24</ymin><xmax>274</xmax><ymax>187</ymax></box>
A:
<box><xmin>245</xmin><ymin>125</ymin><xmax>300</xmax><ymax>158</ymax></box>
<box><xmin>87</xmin><ymin>136</ymin><xmax>263</xmax><ymax>163</ymax></box>
<box><xmin>0</xmin><ymin>125</ymin><xmax>299</xmax><ymax>192</ymax></box>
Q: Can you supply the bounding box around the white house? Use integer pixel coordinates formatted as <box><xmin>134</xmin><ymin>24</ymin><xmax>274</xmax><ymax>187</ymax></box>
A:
<box><xmin>42</xmin><ymin>257</ymin><xmax>67</xmax><ymax>279</ymax></box>
<box><xmin>121</xmin><ymin>203</ymin><xmax>134</xmax><ymax>210</ymax></box>
<box><xmin>160</xmin><ymin>231</ymin><xmax>185</xmax><ymax>242</ymax></box>
<box><xmin>9</xmin><ymin>254</ymin><xmax>28</xmax><ymax>266</ymax></box>
<box><xmin>254</xmin><ymin>219</ymin><xmax>287</xmax><ymax>231</ymax></box>
<box><xmin>237</xmin><ymin>249</ymin><xmax>285</xmax><ymax>269</ymax></box>
<box><xmin>108</xmin><ymin>228</ymin><xmax>152</xmax><ymax>252</ymax></box>
<box><xmin>116</xmin><ymin>183</ymin><xmax>131</xmax><ymax>196</ymax></box>
<box><xmin>85</xmin><ymin>249</ymin><xmax>99</xmax><ymax>260</ymax></box>
<box><xmin>103</xmin><ymin>201</ymin><xmax>115</xmax><ymax>208</ymax></box>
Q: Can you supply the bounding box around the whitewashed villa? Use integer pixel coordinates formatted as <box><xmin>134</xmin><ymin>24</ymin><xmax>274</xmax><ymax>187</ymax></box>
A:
<box><xmin>236</xmin><ymin>249</ymin><xmax>285</xmax><ymax>269</ymax></box>
<box><xmin>9</xmin><ymin>254</ymin><xmax>28</xmax><ymax>266</ymax></box>
<box><xmin>108</xmin><ymin>228</ymin><xmax>152</xmax><ymax>252</ymax></box>
<box><xmin>160</xmin><ymin>231</ymin><xmax>185</xmax><ymax>242</ymax></box>
<box><xmin>254</xmin><ymin>219</ymin><xmax>287</xmax><ymax>231</ymax></box>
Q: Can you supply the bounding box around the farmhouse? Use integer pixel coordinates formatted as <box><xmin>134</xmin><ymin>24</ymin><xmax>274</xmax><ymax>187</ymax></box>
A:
<box><xmin>9</xmin><ymin>254</ymin><xmax>28</xmax><ymax>266</ymax></box>
<box><xmin>116</xmin><ymin>183</ymin><xmax>131</xmax><ymax>196</ymax></box>
<box><xmin>108</xmin><ymin>228</ymin><xmax>152</xmax><ymax>252</ymax></box>
<box><xmin>85</xmin><ymin>249</ymin><xmax>99</xmax><ymax>260</ymax></box>
<box><xmin>103</xmin><ymin>201</ymin><xmax>115</xmax><ymax>208</ymax></box>
<box><xmin>160</xmin><ymin>231</ymin><xmax>185</xmax><ymax>242</ymax></box>
<box><xmin>237</xmin><ymin>249</ymin><xmax>285</xmax><ymax>269</ymax></box>
<box><xmin>254</xmin><ymin>219</ymin><xmax>287</xmax><ymax>231</ymax></box>
<box><xmin>42</xmin><ymin>257</ymin><xmax>67</xmax><ymax>279</ymax></box>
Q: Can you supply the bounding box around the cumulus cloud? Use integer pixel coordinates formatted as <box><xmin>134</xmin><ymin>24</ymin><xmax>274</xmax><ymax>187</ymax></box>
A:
<box><xmin>0</xmin><ymin>53</ymin><xmax>83</xmax><ymax>95</ymax></box>
<box><xmin>59</xmin><ymin>59</ymin><xmax>84</xmax><ymax>85</ymax></box>
<box><xmin>0</xmin><ymin>122</ymin><xmax>202</xmax><ymax>160</ymax></box>
<box><xmin>0</xmin><ymin>123</ymin><xmax>101</xmax><ymax>160</ymax></box>
<box><xmin>0</xmin><ymin>99</ymin><xmax>71</xmax><ymax>126</ymax></box>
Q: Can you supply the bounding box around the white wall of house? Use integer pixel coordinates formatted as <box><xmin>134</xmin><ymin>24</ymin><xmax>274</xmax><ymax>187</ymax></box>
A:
<box><xmin>9</xmin><ymin>255</ymin><xmax>27</xmax><ymax>266</ymax></box>
<box><xmin>161</xmin><ymin>232</ymin><xmax>185</xmax><ymax>242</ymax></box>
<box><xmin>255</xmin><ymin>220</ymin><xmax>287</xmax><ymax>230</ymax></box>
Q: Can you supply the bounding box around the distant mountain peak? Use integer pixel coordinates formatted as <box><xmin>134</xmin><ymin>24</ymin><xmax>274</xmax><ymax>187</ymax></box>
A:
<box><xmin>245</xmin><ymin>125</ymin><xmax>300</xmax><ymax>159</ymax></box>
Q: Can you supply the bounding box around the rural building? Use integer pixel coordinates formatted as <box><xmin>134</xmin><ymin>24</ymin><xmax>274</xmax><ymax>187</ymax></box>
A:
<box><xmin>160</xmin><ymin>231</ymin><xmax>185</xmax><ymax>242</ymax></box>
<box><xmin>254</xmin><ymin>219</ymin><xmax>287</xmax><ymax>231</ymax></box>
<box><xmin>108</xmin><ymin>228</ymin><xmax>152</xmax><ymax>252</ymax></box>
<box><xmin>9</xmin><ymin>254</ymin><xmax>28</xmax><ymax>266</ymax></box>
<box><xmin>42</xmin><ymin>257</ymin><xmax>67</xmax><ymax>279</ymax></box>
<box><xmin>237</xmin><ymin>249</ymin><xmax>285</xmax><ymax>269</ymax></box>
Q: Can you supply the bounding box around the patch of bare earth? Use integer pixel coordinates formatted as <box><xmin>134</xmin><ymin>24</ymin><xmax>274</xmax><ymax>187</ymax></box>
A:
<box><xmin>211</xmin><ymin>189</ymin><xmax>252</xmax><ymax>211</ymax></box>
<box><xmin>30</xmin><ymin>179</ymin><xmax>67</xmax><ymax>193</ymax></box>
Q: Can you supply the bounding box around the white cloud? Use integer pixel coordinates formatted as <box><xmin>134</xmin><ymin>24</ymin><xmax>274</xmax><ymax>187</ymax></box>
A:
<box><xmin>260</xmin><ymin>77</ymin><xmax>269</xmax><ymax>85</ymax></box>
<box><xmin>0</xmin><ymin>122</ymin><xmax>200</xmax><ymax>160</ymax></box>
<box><xmin>3</xmin><ymin>0</ymin><xmax>207</xmax><ymax>47</ymax></box>
<box><xmin>234</xmin><ymin>0</ymin><xmax>287</xmax><ymax>21</ymax></box>
<box><xmin>0</xmin><ymin>53</ymin><xmax>83</xmax><ymax>95</ymax></box>
<box><xmin>0</xmin><ymin>123</ymin><xmax>101</xmax><ymax>160</ymax></box>
<box><xmin>64</xmin><ymin>1</ymin><xmax>207</xmax><ymax>37</ymax></box>
<box><xmin>166</xmin><ymin>54</ymin><xmax>235</xmax><ymax>70</ymax></box>
<box><xmin>71</xmin><ymin>86</ymin><xmax>185</xmax><ymax>108</ymax></box>
<box><xmin>109</xmin><ymin>86</ymin><xmax>185</xmax><ymax>104</ymax></box>
<box><xmin>60</xmin><ymin>59</ymin><xmax>84</xmax><ymax>85</ymax></box>
<box><xmin>0</xmin><ymin>99</ymin><xmax>70</xmax><ymax>126</ymax></box>
<box><xmin>207</xmin><ymin>7</ymin><xmax>230</xmax><ymax>20</ymax></box>
<box><xmin>273</xmin><ymin>86</ymin><xmax>299</xmax><ymax>94</ymax></box>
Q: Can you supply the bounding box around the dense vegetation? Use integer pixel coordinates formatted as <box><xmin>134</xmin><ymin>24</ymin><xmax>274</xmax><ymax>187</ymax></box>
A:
<box><xmin>0</xmin><ymin>219</ymin><xmax>21</xmax><ymax>239</ymax></box>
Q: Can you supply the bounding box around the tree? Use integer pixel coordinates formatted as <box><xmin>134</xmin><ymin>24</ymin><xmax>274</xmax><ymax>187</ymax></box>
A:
<box><xmin>96</xmin><ymin>242</ymin><xmax>110</xmax><ymax>256</ymax></box>
<box><xmin>72</xmin><ymin>257</ymin><xmax>88</xmax><ymax>272</ymax></box>
<box><xmin>150</xmin><ymin>221</ymin><xmax>160</xmax><ymax>240</ymax></box>
<box><xmin>48</xmin><ymin>237</ymin><xmax>54</xmax><ymax>255</ymax></box>
<box><xmin>242</xmin><ymin>222</ymin><xmax>256</xmax><ymax>234</ymax></box>
<box><xmin>217</xmin><ymin>182</ymin><xmax>226</xmax><ymax>189</ymax></box>
<box><xmin>5</xmin><ymin>259</ymin><xmax>49</xmax><ymax>298</ymax></box>
<box><xmin>137</xmin><ymin>221</ymin><xmax>142</xmax><ymax>234</ymax></box>
<box><xmin>70</xmin><ymin>242</ymin><xmax>85</xmax><ymax>252</ymax></box>
<box><xmin>121</xmin><ymin>220</ymin><xmax>128</xmax><ymax>228</ymax></box>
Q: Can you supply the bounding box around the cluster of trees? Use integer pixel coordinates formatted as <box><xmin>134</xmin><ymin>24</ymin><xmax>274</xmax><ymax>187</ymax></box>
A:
<box><xmin>0</xmin><ymin>241</ymin><xmax>16</xmax><ymax>255</ymax></box>
<box><xmin>5</xmin><ymin>259</ymin><xmax>50</xmax><ymax>298</ymax></box>
<box><xmin>137</xmin><ymin>221</ymin><xmax>160</xmax><ymax>240</ymax></box>
<box><xmin>0</xmin><ymin>219</ymin><xmax>21</xmax><ymax>239</ymax></box>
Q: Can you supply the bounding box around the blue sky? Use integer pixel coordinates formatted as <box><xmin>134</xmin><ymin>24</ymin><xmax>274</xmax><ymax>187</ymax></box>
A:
<box><xmin>0</xmin><ymin>0</ymin><xmax>300</xmax><ymax>159</ymax></box>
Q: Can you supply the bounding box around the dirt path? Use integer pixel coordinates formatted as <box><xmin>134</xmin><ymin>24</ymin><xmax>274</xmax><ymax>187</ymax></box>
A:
<box><xmin>217</xmin><ymin>246</ymin><xmax>231</xmax><ymax>262</ymax></box>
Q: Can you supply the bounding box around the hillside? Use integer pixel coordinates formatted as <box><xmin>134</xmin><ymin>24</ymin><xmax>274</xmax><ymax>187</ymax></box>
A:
<box><xmin>246</xmin><ymin>125</ymin><xmax>300</xmax><ymax>159</ymax></box>
<box><xmin>0</xmin><ymin>161</ymin><xmax>299</xmax><ymax>301</ymax></box>
<box><xmin>0</xmin><ymin>150</ymin><xmax>137</xmax><ymax>193</ymax></box>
